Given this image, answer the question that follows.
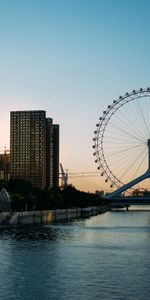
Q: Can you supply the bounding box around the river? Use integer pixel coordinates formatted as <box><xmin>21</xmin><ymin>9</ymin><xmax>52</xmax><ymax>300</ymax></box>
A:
<box><xmin>0</xmin><ymin>209</ymin><xmax>150</xmax><ymax>300</ymax></box>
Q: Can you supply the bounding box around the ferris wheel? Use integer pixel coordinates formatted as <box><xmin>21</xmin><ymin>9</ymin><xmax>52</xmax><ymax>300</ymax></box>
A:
<box><xmin>93</xmin><ymin>88</ymin><xmax>150</xmax><ymax>195</ymax></box>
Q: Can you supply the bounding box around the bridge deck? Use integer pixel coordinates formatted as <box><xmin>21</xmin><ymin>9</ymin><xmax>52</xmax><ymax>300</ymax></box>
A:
<box><xmin>106</xmin><ymin>197</ymin><xmax>150</xmax><ymax>206</ymax></box>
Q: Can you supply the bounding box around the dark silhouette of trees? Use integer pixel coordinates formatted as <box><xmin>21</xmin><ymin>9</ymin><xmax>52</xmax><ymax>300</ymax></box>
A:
<box><xmin>1</xmin><ymin>179</ymin><xmax>104</xmax><ymax>211</ymax></box>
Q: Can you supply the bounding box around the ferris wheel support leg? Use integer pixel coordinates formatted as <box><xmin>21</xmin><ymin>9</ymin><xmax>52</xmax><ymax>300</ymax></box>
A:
<box><xmin>105</xmin><ymin>172</ymin><xmax>150</xmax><ymax>199</ymax></box>
<box><xmin>148</xmin><ymin>139</ymin><xmax>150</xmax><ymax>169</ymax></box>
<box><xmin>106</xmin><ymin>139</ymin><xmax>150</xmax><ymax>200</ymax></box>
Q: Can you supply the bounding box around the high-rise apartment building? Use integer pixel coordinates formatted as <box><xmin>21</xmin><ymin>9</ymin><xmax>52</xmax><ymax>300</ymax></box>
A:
<box><xmin>53</xmin><ymin>124</ymin><xmax>59</xmax><ymax>188</ymax></box>
<box><xmin>10</xmin><ymin>110</ymin><xmax>59</xmax><ymax>190</ymax></box>
<box><xmin>46</xmin><ymin>118</ymin><xmax>53</xmax><ymax>188</ymax></box>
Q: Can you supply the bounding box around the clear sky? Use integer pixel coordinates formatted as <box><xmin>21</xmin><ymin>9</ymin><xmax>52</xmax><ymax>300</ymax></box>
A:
<box><xmin>0</xmin><ymin>0</ymin><xmax>150</xmax><ymax>192</ymax></box>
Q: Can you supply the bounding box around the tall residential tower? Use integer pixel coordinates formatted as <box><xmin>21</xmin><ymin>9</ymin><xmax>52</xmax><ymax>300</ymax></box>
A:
<box><xmin>10</xmin><ymin>110</ymin><xmax>59</xmax><ymax>190</ymax></box>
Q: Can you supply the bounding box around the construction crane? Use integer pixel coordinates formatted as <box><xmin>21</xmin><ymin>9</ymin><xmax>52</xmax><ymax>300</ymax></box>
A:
<box><xmin>59</xmin><ymin>163</ymin><xmax>99</xmax><ymax>189</ymax></box>
<box><xmin>0</xmin><ymin>147</ymin><xmax>10</xmax><ymax>154</ymax></box>
<box><xmin>60</xmin><ymin>163</ymin><xmax>68</xmax><ymax>188</ymax></box>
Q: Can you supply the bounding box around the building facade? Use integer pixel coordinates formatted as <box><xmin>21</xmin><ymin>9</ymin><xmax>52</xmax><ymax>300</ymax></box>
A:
<box><xmin>10</xmin><ymin>110</ymin><xmax>59</xmax><ymax>190</ymax></box>
<box><xmin>53</xmin><ymin>124</ymin><xmax>59</xmax><ymax>188</ymax></box>
<box><xmin>46</xmin><ymin>118</ymin><xmax>54</xmax><ymax>188</ymax></box>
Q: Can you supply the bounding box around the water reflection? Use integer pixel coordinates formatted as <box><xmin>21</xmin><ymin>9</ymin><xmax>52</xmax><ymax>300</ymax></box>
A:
<box><xmin>0</xmin><ymin>212</ymin><xmax>150</xmax><ymax>299</ymax></box>
<box><xmin>0</xmin><ymin>224</ymin><xmax>72</xmax><ymax>242</ymax></box>
<box><xmin>1</xmin><ymin>210</ymin><xmax>150</xmax><ymax>243</ymax></box>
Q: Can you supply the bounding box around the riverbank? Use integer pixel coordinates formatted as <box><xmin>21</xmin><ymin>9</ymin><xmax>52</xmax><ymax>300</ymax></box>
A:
<box><xmin>0</xmin><ymin>205</ymin><xmax>108</xmax><ymax>228</ymax></box>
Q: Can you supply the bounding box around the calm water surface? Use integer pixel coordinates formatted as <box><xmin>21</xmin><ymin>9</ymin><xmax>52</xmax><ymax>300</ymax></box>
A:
<box><xmin>0</xmin><ymin>209</ymin><xmax>150</xmax><ymax>300</ymax></box>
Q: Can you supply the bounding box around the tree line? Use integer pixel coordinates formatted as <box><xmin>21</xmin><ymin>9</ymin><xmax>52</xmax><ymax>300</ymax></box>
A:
<box><xmin>0</xmin><ymin>179</ymin><xmax>105</xmax><ymax>211</ymax></box>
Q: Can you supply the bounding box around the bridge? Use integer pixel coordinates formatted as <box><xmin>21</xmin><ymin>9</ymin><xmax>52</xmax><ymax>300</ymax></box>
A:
<box><xmin>105</xmin><ymin>196</ymin><xmax>150</xmax><ymax>209</ymax></box>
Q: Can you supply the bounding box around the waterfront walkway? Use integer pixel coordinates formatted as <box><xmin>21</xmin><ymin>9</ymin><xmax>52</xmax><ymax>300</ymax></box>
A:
<box><xmin>0</xmin><ymin>206</ymin><xmax>107</xmax><ymax>228</ymax></box>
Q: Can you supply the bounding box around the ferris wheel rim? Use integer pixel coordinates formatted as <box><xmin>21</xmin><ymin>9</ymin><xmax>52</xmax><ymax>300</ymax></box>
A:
<box><xmin>93</xmin><ymin>87</ymin><xmax>150</xmax><ymax>190</ymax></box>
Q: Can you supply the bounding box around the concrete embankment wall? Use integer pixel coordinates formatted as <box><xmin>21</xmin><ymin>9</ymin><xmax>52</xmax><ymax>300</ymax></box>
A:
<box><xmin>0</xmin><ymin>206</ymin><xmax>108</xmax><ymax>227</ymax></box>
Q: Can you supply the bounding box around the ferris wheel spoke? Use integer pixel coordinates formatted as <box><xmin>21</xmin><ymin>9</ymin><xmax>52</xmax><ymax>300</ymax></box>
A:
<box><xmin>121</xmin><ymin>159</ymin><xmax>146</xmax><ymax>188</ymax></box>
<box><xmin>118</xmin><ymin>147</ymin><xmax>146</xmax><ymax>178</ymax></box>
<box><xmin>144</xmin><ymin>96</ymin><xmax>150</xmax><ymax>133</ymax></box>
<box><xmin>104</xmin><ymin>144</ymin><xmax>146</xmax><ymax>150</ymax></box>
<box><xmin>104</xmin><ymin>149</ymin><xmax>146</xmax><ymax>162</ymax></box>
<box><xmin>108</xmin><ymin>121</ymin><xmax>144</xmax><ymax>143</ymax></box>
<box><xmin>136</xmin><ymin>99</ymin><xmax>150</xmax><ymax>137</ymax></box>
<box><xmin>103</xmin><ymin>135</ymin><xmax>145</xmax><ymax>146</ymax></box>
<box><xmin>104</xmin><ymin>143</ymin><xmax>146</xmax><ymax>159</ymax></box>
<box><xmin>109</xmin><ymin>150</ymin><xmax>147</xmax><ymax>187</ymax></box>
<box><xmin>138</xmin><ymin>95</ymin><xmax>150</xmax><ymax>131</ymax></box>
<box><xmin>108</xmin><ymin>96</ymin><xmax>147</xmax><ymax>141</ymax></box>
<box><xmin>120</xmin><ymin>97</ymin><xmax>148</xmax><ymax>139</ymax></box>
<box><xmin>105</xmin><ymin>142</ymin><xmax>145</xmax><ymax>152</ymax></box>
<box><xmin>104</xmin><ymin>132</ymin><xmax>144</xmax><ymax>142</ymax></box>
<box><xmin>115</xmin><ymin>106</ymin><xmax>146</xmax><ymax>141</ymax></box>
<box><xmin>128</xmin><ymin>151</ymin><xmax>147</xmax><ymax>183</ymax></box>
<box><xmin>106</xmin><ymin>151</ymin><xmax>143</xmax><ymax>166</ymax></box>
<box><xmin>107</xmin><ymin>151</ymin><xmax>147</xmax><ymax>174</ymax></box>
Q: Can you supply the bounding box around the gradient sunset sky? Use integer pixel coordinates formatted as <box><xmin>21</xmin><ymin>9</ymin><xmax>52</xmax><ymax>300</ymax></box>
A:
<box><xmin>0</xmin><ymin>0</ymin><xmax>150</xmax><ymax>192</ymax></box>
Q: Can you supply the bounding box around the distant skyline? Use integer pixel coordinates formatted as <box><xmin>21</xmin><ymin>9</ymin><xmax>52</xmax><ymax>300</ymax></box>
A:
<box><xmin>0</xmin><ymin>0</ymin><xmax>150</xmax><ymax>192</ymax></box>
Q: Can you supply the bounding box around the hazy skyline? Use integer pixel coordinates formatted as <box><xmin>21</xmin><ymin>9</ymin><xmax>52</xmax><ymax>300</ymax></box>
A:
<box><xmin>0</xmin><ymin>0</ymin><xmax>150</xmax><ymax>192</ymax></box>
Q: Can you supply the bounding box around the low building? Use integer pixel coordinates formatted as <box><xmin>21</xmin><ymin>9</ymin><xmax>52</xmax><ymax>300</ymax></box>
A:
<box><xmin>0</xmin><ymin>151</ymin><xmax>10</xmax><ymax>182</ymax></box>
